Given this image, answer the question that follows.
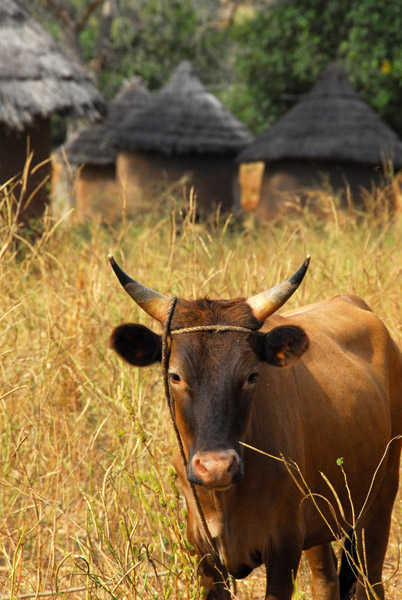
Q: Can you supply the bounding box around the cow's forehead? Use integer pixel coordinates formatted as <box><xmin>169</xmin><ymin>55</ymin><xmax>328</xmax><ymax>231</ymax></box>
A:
<box><xmin>170</xmin><ymin>326</ymin><xmax>259</xmax><ymax>380</ymax></box>
<box><xmin>170</xmin><ymin>297</ymin><xmax>262</xmax><ymax>330</ymax></box>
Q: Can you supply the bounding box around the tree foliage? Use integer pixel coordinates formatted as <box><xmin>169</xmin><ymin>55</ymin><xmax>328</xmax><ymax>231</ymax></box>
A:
<box><xmin>30</xmin><ymin>0</ymin><xmax>238</xmax><ymax>99</ymax></box>
<box><xmin>28</xmin><ymin>0</ymin><xmax>402</xmax><ymax>138</ymax></box>
<box><xmin>101</xmin><ymin>0</ymin><xmax>233</xmax><ymax>95</ymax></box>
<box><xmin>233</xmin><ymin>0</ymin><xmax>402</xmax><ymax>135</ymax></box>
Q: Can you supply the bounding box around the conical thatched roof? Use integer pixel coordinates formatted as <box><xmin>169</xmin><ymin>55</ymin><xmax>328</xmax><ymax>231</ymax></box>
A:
<box><xmin>108</xmin><ymin>61</ymin><xmax>253</xmax><ymax>155</ymax></box>
<box><xmin>0</xmin><ymin>0</ymin><xmax>105</xmax><ymax>131</ymax></box>
<box><xmin>238</xmin><ymin>62</ymin><xmax>402</xmax><ymax>169</ymax></box>
<box><xmin>63</xmin><ymin>78</ymin><xmax>151</xmax><ymax>166</ymax></box>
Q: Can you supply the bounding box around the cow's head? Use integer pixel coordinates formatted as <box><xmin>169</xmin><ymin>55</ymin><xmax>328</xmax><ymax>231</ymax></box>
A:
<box><xmin>109</xmin><ymin>256</ymin><xmax>310</xmax><ymax>490</ymax></box>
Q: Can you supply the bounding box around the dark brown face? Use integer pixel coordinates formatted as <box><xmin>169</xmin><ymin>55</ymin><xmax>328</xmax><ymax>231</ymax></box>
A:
<box><xmin>111</xmin><ymin>297</ymin><xmax>309</xmax><ymax>490</ymax></box>
<box><xmin>168</xmin><ymin>327</ymin><xmax>261</xmax><ymax>488</ymax></box>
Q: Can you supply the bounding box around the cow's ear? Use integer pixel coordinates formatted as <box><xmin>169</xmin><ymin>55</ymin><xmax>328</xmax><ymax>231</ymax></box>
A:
<box><xmin>110</xmin><ymin>324</ymin><xmax>162</xmax><ymax>366</ymax></box>
<box><xmin>258</xmin><ymin>325</ymin><xmax>309</xmax><ymax>367</ymax></box>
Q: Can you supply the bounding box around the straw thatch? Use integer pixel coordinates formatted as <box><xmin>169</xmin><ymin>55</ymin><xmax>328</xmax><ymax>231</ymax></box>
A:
<box><xmin>109</xmin><ymin>61</ymin><xmax>253</xmax><ymax>155</ymax></box>
<box><xmin>63</xmin><ymin>78</ymin><xmax>151</xmax><ymax>166</ymax></box>
<box><xmin>238</xmin><ymin>62</ymin><xmax>402</xmax><ymax>169</ymax></box>
<box><xmin>0</xmin><ymin>0</ymin><xmax>104</xmax><ymax>131</ymax></box>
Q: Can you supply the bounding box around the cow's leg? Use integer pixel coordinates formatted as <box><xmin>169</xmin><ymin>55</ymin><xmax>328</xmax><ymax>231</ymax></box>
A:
<box><xmin>197</xmin><ymin>555</ymin><xmax>231</xmax><ymax>600</ymax></box>
<box><xmin>305</xmin><ymin>543</ymin><xmax>340</xmax><ymax>600</ymax></box>
<box><xmin>187</xmin><ymin>537</ymin><xmax>231</xmax><ymax>599</ymax></box>
<box><xmin>353</xmin><ymin>444</ymin><xmax>401</xmax><ymax>600</ymax></box>
<box><xmin>264</xmin><ymin>535</ymin><xmax>303</xmax><ymax>600</ymax></box>
<box><xmin>338</xmin><ymin>533</ymin><xmax>357</xmax><ymax>600</ymax></box>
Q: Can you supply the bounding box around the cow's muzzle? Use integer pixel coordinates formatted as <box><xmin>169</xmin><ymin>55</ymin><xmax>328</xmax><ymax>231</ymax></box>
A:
<box><xmin>188</xmin><ymin>449</ymin><xmax>243</xmax><ymax>489</ymax></box>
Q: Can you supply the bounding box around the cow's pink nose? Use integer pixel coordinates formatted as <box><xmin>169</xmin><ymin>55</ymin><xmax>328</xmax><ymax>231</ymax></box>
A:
<box><xmin>192</xmin><ymin>450</ymin><xmax>239</xmax><ymax>488</ymax></box>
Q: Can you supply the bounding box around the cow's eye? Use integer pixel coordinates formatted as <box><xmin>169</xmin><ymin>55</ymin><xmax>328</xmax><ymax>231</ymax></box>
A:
<box><xmin>169</xmin><ymin>372</ymin><xmax>181</xmax><ymax>384</ymax></box>
<box><xmin>246</xmin><ymin>372</ymin><xmax>259</xmax><ymax>385</ymax></box>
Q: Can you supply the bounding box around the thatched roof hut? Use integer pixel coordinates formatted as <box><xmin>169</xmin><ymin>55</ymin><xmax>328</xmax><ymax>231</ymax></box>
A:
<box><xmin>63</xmin><ymin>78</ymin><xmax>151</xmax><ymax>167</ymax></box>
<box><xmin>109</xmin><ymin>61</ymin><xmax>253</xmax><ymax>213</ymax></box>
<box><xmin>111</xmin><ymin>61</ymin><xmax>252</xmax><ymax>155</ymax></box>
<box><xmin>57</xmin><ymin>78</ymin><xmax>151</xmax><ymax>223</ymax></box>
<box><xmin>0</xmin><ymin>0</ymin><xmax>104</xmax><ymax>225</ymax></box>
<box><xmin>238</xmin><ymin>62</ymin><xmax>402</xmax><ymax>219</ymax></box>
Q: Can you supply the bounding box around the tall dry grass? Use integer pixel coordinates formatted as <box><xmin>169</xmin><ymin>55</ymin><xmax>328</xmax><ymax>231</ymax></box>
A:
<box><xmin>1</xmin><ymin>185</ymin><xmax>402</xmax><ymax>599</ymax></box>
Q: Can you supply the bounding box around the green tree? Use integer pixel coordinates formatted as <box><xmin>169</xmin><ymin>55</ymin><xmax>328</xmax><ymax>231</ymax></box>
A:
<box><xmin>102</xmin><ymin>0</ymin><xmax>229</xmax><ymax>95</ymax></box>
<box><xmin>29</xmin><ymin>0</ymin><xmax>402</xmax><ymax>139</ymax></box>
<box><xmin>29</xmin><ymin>0</ymin><xmax>240</xmax><ymax>99</ymax></box>
<box><xmin>344</xmin><ymin>1</ymin><xmax>402</xmax><ymax>136</ymax></box>
<box><xmin>232</xmin><ymin>0</ymin><xmax>402</xmax><ymax>136</ymax></box>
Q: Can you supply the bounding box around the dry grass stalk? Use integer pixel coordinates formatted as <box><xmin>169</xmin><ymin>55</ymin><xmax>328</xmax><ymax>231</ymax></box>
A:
<box><xmin>1</xmin><ymin>170</ymin><xmax>402</xmax><ymax>599</ymax></box>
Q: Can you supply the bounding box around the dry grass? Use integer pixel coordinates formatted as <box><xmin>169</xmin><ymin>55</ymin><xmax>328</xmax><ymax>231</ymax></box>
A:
<box><xmin>1</xmin><ymin>184</ymin><xmax>402</xmax><ymax>599</ymax></box>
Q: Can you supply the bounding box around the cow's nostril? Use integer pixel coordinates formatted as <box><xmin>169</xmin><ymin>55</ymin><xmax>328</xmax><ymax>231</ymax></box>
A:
<box><xmin>194</xmin><ymin>457</ymin><xmax>208</xmax><ymax>477</ymax></box>
<box><xmin>227</xmin><ymin>455</ymin><xmax>237</xmax><ymax>474</ymax></box>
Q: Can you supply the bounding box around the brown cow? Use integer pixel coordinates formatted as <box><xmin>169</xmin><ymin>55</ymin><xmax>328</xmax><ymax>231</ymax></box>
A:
<box><xmin>109</xmin><ymin>256</ymin><xmax>402</xmax><ymax>600</ymax></box>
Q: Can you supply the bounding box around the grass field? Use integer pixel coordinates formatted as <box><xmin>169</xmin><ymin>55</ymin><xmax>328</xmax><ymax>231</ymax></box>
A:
<box><xmin>1</xmin><ymin>187</ymin><xmax>402</xmax><ymax>599</ymax></box>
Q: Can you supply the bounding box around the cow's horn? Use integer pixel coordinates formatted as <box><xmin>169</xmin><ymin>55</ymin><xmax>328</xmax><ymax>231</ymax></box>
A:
<box><xmin>246</xmin><ymin>256</ymin><xmax>310</xmax><ymax>321</ymax></box>
<box><xmin>109</xmin><ymin>255</ymin><xmax>170</xmax><ymax>323</ymax></box>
